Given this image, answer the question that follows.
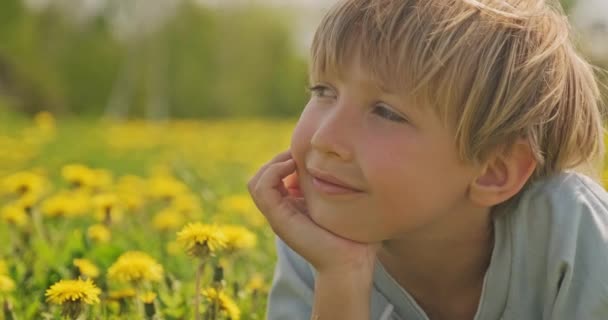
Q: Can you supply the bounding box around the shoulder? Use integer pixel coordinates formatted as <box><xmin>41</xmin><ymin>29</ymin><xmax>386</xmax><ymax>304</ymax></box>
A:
<box><xmin>513</xmin><ymin>171</ymin><xmax>608</xmax><ymax>234</ymax></box>
<box><xmin>508</xmin><ymin>171</ymin><xmax>608</xmax><ymax>223</ymax></box>
<box><xmin>502</xmin><ymin>171</ymin><xmax>608</xmax><ymax>318</ymax></box>
<box><xmin>507</xmin><ymin>171</ymin><xmax>608</xmax><ymax>259</ymax></box>
<box><xmin>266</xmin><ymin>238</ymin><xmax>315</xmax><ymax>320</ymax></box>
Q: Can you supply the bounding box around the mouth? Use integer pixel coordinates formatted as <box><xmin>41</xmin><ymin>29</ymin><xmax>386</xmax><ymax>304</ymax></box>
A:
<box><xmin>307</xmin><ymin>167</ymin><xmax>364</xmax><ymax>195</ymax></box>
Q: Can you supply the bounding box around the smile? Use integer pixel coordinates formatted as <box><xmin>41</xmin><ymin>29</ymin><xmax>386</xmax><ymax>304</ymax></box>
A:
<box><xmin>311</xmin><ymin>176</ymin><xmax>364</xmax><ymax>195</ymax></box>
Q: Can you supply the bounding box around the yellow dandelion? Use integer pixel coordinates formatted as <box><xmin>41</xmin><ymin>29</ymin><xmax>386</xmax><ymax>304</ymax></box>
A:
<box><xmin>245</xmin><ymin>273</ymin><xmax>267</xmax><ymax>294</ymax></box>
<box><xmin>171</xmin><ymin>193</ymin><xmax>201</xmax><ymax>216</ymax></box>
<box><xmin>140</xmin><ymin>291</ymin><xmax>156</xmax><ymax>303</ymax></box>
<box><xmin>1</xmin><ymin>170</ymin><xmax>47</xmax><ymax>198</ymax></box>
<box><xmin>107</xmin><ymin>251</ymin><xmax>163</xmax><ymax>284</ymax></box>
<box><xmin>73</xmin><ymin>259</ymin><xmax>100</xmax><ymax>279</ymax></box>
<box><xmin>201</xmin><ymin>288</ymin><xmax>240</xmax><ymax>320</ymax></box>
<box><xmin>45</xmin><ymin>278</ymin><xmax>101</xmax><ymax>304</ymax></box>
<box><xmin>0</xmin><ymin>274</ymin><xmax>15</xmax><ymax>293</ymax></box>
<box><xmin>119</xmin><ymin>192</ymin><xmax>144</xmax><ymax>212</ymax></box>
<box><xmin>45</xmin><ymin>278</ymin><xmax>100</xmax><ymax>320</ymax></box>
<box><xmin>91</xmin><ymin>169</ymin><xmax>113</xmax><ymax>190</ymax></box>
<box><xmin>176</xmin><ymin>223</ymin><xmax>226</xmax><ymax>258</ymax></box>
<box><xmin>152</xmin><ymin>209</ymin><xmax>185</xmax><ymax>231</ymax></box>
<box><xmin>87</xmin><ymin>224</ymin><xmax>111</xmax><ymax>243</ymax></box>
<box><xmin>140</xmin><ymin>291</ymin><xmax>158</xmax><ymax>318</ymax></box>
<box><xmin>217</xmin><ymin>194</ymin><xmax>255</xmax><ymax>214</ymax></box>
<box><xmin>116</xmin><ymin>175</ymin><xmax>145</xmax><ymax>193</ymax></box>
<box><xmin>15</xmin><ymin>191</ymin><xmax>40</xmax><ymax>209</ymax></box>
<box><xmin>218</xmin><ymin>194</ymin><xmax>265</xmax><ymax>227</ymax></box>
<box><xmin>148</xmin><ymin>176</ymin><xmax>188</xmax><ymax>200</ymax></box>
<box><xmin>62</xmin><ymin>164</ymin><xmax>97</xmax><ymax>189</ymax></box>
<box><xmin>108</xmin><ymin>288</ymin><xmax>136</xmax><ymax>300</ymax></box>
<box><xmin>93</xmin><ymin>193</ymin><xmax>123</xmax><ymax>223</ymax></box>
<box><xmin>1</xmin><ymin>203</ymin><xmax>29</xmax><ymax>227</ymax></box>
<box><xmin>220</xmin><ymin>225</ymin><xmax>257</xmax><ymax>252</ymax></box>
<box><xmin>41</xmin><ymin>191</ymin><xmax>90</xmax><ymax>218</ymax></box>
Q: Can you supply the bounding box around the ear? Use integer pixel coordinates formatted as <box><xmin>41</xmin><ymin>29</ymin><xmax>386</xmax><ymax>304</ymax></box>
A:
<box><xmin>469</xmin><ymin>140</ymin><xmax>537</xmax><ymax>207</ymax></box>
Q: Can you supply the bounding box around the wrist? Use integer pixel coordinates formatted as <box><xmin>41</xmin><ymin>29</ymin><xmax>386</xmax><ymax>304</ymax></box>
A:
<box><xmin>315</xmin><ymin>267</ymin><xmax>374</xmax><ymax>290</ymax></box>
<box><xmin>312</xmin><ymin>271</ymin><xmax>373</xmax><ymax>320</ymax></box>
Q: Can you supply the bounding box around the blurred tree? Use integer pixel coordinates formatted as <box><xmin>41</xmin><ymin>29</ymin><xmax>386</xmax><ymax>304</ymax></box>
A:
<box><xmin>0</xmin><ymin>0</ymin><xmax>309</xmax><ymax>118</ymax></box>
<box><xmin>0</xmin><ymin>0</ymin><xmax>65</xmax><ymax>114</ymax></box>
<box><xmin>104</xmin><ymin>0</ymin><xmax>180</xmax><ymax>120</ymax></box>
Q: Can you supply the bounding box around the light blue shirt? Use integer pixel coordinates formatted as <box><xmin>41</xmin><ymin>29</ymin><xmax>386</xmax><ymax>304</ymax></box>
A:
<box><xmin>267</xmin><ymin>172</ymin><xmax>608</xmax><ymax>319</ymax></box>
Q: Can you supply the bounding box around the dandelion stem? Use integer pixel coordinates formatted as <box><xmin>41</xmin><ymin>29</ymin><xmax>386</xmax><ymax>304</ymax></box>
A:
<box><xmin>194</xmin><ymin>260</ymin><xmax>205</xmax><ymax>320</ymax></box>
<box><xmin>135</xmin><ymin>283</ymin><xmax>146</xmax><ymax>319</ymax></box>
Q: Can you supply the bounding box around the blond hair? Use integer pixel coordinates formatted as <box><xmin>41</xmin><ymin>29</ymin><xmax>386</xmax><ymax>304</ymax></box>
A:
<box><xmin>310</xmin><ymin>0</ymin><xmax>606</xmax><ymax>183</ymax></box>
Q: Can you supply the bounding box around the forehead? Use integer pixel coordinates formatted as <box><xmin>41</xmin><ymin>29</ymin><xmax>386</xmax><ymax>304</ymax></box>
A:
<box><xmin>310</xmin><ymin>49</ymin><xmax>406</xmax><ymax>96</ymax></box>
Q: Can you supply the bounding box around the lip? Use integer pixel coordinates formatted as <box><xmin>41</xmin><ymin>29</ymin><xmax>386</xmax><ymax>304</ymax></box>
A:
<box><xmin>307</xmin><ymin>167</ymin><xmax>364</xmax><ymax>195</ymax></box>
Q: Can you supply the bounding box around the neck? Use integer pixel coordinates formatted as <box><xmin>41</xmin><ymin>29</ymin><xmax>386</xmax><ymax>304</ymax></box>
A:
<box><xmin>378</xmin><ymin>206</ymin><xmax>494</xmax><ymax>317</ymax></box>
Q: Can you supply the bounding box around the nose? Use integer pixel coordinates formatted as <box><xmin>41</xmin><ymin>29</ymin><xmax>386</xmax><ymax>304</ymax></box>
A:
<box><xmin>310</xmin><ymin>100</ymin><xmax>355</xmax><ymax>161</ymax></box>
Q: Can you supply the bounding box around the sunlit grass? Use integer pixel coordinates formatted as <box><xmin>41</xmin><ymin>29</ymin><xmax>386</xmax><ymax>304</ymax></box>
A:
<box><xmin>0</xmin><ymin>111</ymin><xmax>293</xmax><ymax>319</ymax></box>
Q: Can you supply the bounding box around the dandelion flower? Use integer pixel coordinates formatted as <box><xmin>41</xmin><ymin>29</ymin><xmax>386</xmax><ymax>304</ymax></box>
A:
<box><xmin>218</xmin><ymin>195</ymin><xmax>254</xmax><ymax>213</ymax></box>
<box><xmin>218</xmin><ymin>195</ymin><xmax>264</xmax><ymax>227</ymax></box>
<box><xmin>45</xmin><ymin>278</ymin><xmax>101</xmax><ymax>319</ymax></box>
<box><xmin>0</xmin><ymin>274</ymin><xmax>15</xmax><ymax>293</ymax></box>
<box><xmin>245</xmin><ymin>273</ymin><xmax>267</xmax><ymax>294</ymax></box>
<box><xmin>93</xmin><ymin>193</ymin><xmax>123</xmax><ymax>223</ymax></box>
<box><xmin>120</xmin><ymin>192</ymin><xmax>144</xmax><ymax>212</ymax></box>
<box><xmin>108</xmin><ymin>288</ymin><xmax>136</xmax><ymax>300</ymax></box>
<box><xmin>61</xmin><ymin>164</ymin><xmax>96</xmax><ymax>189</ymax></box>
<box><xmin>201</xmin><ymin>288</ymin><xmax>240</xmax><ymax>320</ymax></box>
<box><xmin>16</xmin><ymin>191</ymin><xmax>40</xmax><ymax>209</ymax></box>
<box><xmin>91</xmin><ymin>169</ymin><xmax>113</xmax><ymax>190</ymax></box>
<box><xmin>1</xmin><ymin>204</ymin><xmax>29</xmax><ymax>227</ymax></box>
<box><xmin>87</xmin><ymin>224</ymin><xmax>111</xmax><ymax>243</ymax></box>
<box><xmin>153</xmin><ymin>209</ymin><xmax>184</xmax><ymax>231</ymax></box>
<box><xmin>1</xmin><ymin>171</ymin><xmax>47</xmax><ymax>198</ymax></box>
<box><xmin>45</xmin><ymin>278</ymin><xmax>101</xmax><ymax>304</ymax></box>
<box><xmin>148</xmin><ymin>176</ymin><xmax>188</xmax><ymax>201</ymax></box>
<box><xmin>41</xmin><ymin>191</ymin><xmax>90</xmax><ymax>218</ymax></box>
<box><xmin>176</xmin><ymin>223</ymin><xmax>226</xmax><ymax>258</ymax></box>
<box><xmin>107</xmin><ymin>251</ymin><xmax>163</xmax><ymax>284</ymax></box>
<box><xmin>116</xmin><ymin>175</ymin><xmax>145</xmax><ymax>193</ymax></box>
<box><xmin>73</xmin><ymin>259</ymin><xmax>100</xmax><ymax>279</ymax></box>
<box><xmin>141</xmin><ymin>291</ymin><xmax>158</xmax><ymax>318</ymax></box>
<box><xmin>221</xmin><ymin>225</ymin><xmax>257</xmax><ymax>251</ymax></box>
<box><xmin>171</xmin><ymin>193</ymin><xmax>201</xmax><ymax>215</ymax></box>
<box><xmin>140</xmin><ymin>291</ymin><xmax>156</xmax><ymax>303</ymax></box>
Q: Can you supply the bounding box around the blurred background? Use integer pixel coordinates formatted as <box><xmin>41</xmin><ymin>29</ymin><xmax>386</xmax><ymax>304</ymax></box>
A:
<box><xmin>0</xmin><ymin>0</ymin><xmax>330</xmax><ymax>120</ymax></box>
<box><xmin>0</xmin><ymin>0</ymin><xmax>604</xmax><ymax>120</ymax></box>
<box><xmin>0</xmin><ymin>1</ymin><xmax>606</xmax><ymax>318</ymax></box>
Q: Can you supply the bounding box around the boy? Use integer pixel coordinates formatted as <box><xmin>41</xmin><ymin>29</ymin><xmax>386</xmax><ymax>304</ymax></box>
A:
<box><xmin>248</xmin><ymin>0</ymin><xmax>608</xmax><ymax>319</ymax></box>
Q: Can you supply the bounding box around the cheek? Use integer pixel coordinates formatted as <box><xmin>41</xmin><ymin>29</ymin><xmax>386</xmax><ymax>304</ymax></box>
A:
<box><xmin>290</xmin><ymin>103</ymin><xmax>317</xmax><ymax>166</ymax></box>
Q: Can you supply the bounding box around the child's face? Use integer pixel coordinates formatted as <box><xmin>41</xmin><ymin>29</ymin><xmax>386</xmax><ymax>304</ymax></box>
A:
<box><xmin>290</xmin><ymin>63</ymin><xmax>482</xmax><ymax>243</ymax></box>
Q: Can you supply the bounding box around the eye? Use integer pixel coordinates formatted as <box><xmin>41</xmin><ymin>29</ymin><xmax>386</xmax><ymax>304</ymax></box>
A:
<box><xmin>308</xmin><ymin>85</ymin><xmax>337</xmax><ymax>99</ymax></box>
<box><xmin>373</xmin><ymin>104</ymin><xmax>407</xmax><ymax>123</ymax></box>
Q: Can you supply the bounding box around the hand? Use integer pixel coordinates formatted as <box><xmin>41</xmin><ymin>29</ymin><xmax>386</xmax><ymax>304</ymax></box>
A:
<box><xmin>248</xmin><ymin>150</ymin><xmax>378</xmax><ymax>276</ymax></box>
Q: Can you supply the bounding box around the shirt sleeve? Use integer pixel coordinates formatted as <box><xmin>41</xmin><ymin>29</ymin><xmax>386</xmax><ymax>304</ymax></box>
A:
<box><xmin>266</xmin><ymin>237</ymin><xmax>315</xmax><ymax>320</ymax></box>
<box><xmin>542</xmin><ymin>175</ymin><xmax>608</xmax><ymax>319</ymax></box>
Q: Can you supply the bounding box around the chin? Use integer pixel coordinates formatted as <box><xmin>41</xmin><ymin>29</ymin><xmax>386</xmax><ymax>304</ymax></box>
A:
<box><xmin>308</xmin><ymin>209</ymin><xmax>377</xmax><ymax>243</ymax></box>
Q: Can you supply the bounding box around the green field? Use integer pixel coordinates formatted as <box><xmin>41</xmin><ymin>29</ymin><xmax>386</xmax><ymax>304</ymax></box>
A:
<box><xmin>0</xmin><ymin>111</ymin><xmax>295</xmax><ymax>319</ymax></box>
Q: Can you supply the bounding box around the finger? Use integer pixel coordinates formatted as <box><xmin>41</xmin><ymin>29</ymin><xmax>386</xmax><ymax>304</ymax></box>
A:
<box><xmin>288</xmin><ymin>197</ymin><xmax>307</xmax><ymax>214</ymax></box>
<box><xmin>248</xmin><ymin>150</ymin><xmax>292</xmax><ymax>192</ymax></box>
<box><xmin>251</xmin><ymin>158</ymin><xmax>296</xmax><ymax>214</ymax></box>
<box><xmin>283</xmin><ymin>171</ymin><xmax>302</xmax><ymax>197</ymax></box>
